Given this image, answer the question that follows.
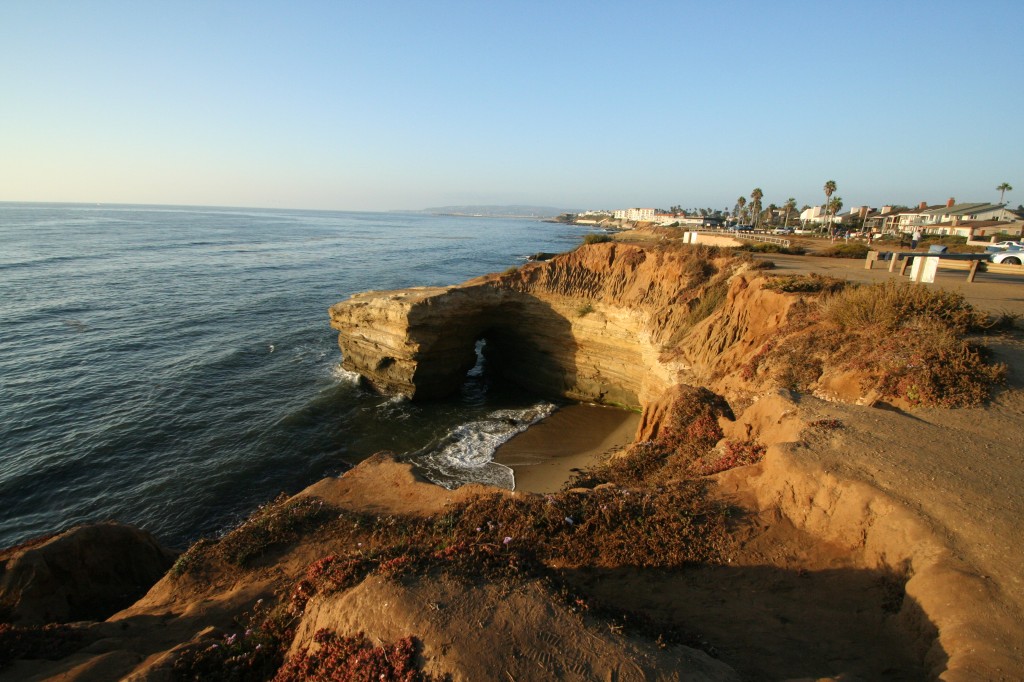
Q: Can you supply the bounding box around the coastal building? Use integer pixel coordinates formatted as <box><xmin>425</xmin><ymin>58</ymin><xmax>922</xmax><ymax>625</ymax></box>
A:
<box><xmin>920</xmin><ymin>201</ymin><xmax>1018</xmax><ymax>226</ymax></box>
<box><xmin>799</xmin><ymin>206</ymin><xmax>826</xmax><ymax>224</ymax></box>
<box><xmin>929</xmin><ymin>219</ymin><xmax>1024</xmax><ymax>239</ymax></box>
<box><xmin>835</xmin><ymin>206</ymin><xmax>875</xmax><ymax>227</ymax></box>
<box><xmin>863</xmin><ymin>202</ymin><xmax>946</xmax><ymax>234</ymax></box>
<box><xmin>652</xmin><ymin>212</ymin><xmax>681</xmax><ymax>225</ymax></box>
<box><xmin>612</xmin><ymin>207</ymin><xmax>656</xmax><ymax>222</ymax></box>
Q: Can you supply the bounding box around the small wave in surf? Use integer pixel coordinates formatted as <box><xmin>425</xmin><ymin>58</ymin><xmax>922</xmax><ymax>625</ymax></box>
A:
<box><xmin>414</xmin><ymin>403</ymin><xmax>556</xmax><ymax>490</ymax></box>
<box><xmin>330</xmin><ymin>364</ymin><xmax>364</xmax><ymax>385</ymax></box>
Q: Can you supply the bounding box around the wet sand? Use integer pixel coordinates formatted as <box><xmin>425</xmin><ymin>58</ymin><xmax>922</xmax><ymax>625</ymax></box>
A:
<box><xmin>493</xmin><ymin>403</ymin><xmax>640</xmax><ymax>493</ymax></box>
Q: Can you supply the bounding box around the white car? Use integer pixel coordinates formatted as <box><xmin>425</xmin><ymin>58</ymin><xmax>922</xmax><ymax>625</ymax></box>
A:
<box><xmin>993</xmin><ymin>240</ymin><xmax>1024</xmax><ymax>250</ymax></box>
<box><xmin>991</xmin><ymin>248</ymin><xmax>1023</xmax><ymax>265</ymax></box>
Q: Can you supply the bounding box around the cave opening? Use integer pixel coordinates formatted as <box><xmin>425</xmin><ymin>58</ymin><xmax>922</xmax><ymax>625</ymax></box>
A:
<box><xmin>454</xmin><ymin>326</ymin><xmax>551</xmax><ymax>408</ymax></box>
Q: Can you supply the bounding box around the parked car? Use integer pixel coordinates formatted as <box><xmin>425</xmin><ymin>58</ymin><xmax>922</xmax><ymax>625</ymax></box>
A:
<box><xmin>991</xmin><ymin>248</ymin><xmax>1023</xmax><ymax>265</ymax></box>
<box><xmin>993</xmin><ymin>240</ymin><xmax>1024</xmax><ymax>250</ymax></box>
<box><xmin>733</xmin><ymin>225</ymin><xmax>754</xmax><ymax>232</ymax></box>
<box><xmin>772</xmin><ymin>227</ymin><xmax>794</xmax><ymax>235</ymax></box>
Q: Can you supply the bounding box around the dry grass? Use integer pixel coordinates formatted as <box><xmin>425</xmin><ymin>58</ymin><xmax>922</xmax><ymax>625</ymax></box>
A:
<box><xmin>849</xmin><ymin>319</ymin><xmax>1006</xmax><ymax>408</ymax></box>
<box><xmin>749</xmin><ymin>281</ymin><xmax>1006</xmax><ymax>407</ymax></box>
<box><xmin>576</xmin><ymin>386</ymin><xmax>732</xmax><ymax>487</ymax></box>
<box><xmin>171</xmin><ymin>495</ymin><xmax>336</xmax><ymax>576</ymax></box>
<box><xmin>822</xmin><ymin>281</ymin><xmax>986</xmax><ymax>333</ymax></box>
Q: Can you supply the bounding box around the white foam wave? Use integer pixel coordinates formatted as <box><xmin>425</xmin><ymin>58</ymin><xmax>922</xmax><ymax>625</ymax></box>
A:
<box><xmin>415</xmin><ymin>402</ymin><xmax>557</xmax><ymax>490</ymax></box>
<box><xmin>330</xmin><ymin>364</ymin><xmax>363</xmax><ymax>385</ymax></box>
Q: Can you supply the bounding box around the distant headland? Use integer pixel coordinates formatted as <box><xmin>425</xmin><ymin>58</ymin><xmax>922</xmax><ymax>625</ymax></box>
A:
<box><xmin>399</xmin><ymin>204</ymin><xmax>580</xmax><ymax>219</ymax></box>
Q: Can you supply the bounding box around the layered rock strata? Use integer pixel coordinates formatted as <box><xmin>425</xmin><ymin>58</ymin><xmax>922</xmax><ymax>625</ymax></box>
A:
<box><xmin>329</xmin><ymin>243</ymin><xmax>767</xmax><ymax>413</ymax></box>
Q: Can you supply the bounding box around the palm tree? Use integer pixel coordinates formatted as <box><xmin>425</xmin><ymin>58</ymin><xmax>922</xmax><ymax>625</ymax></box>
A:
<box><xmin>735</xmin><ymin>196</ymin><xmax>746</xmax><ymax>224</ymax></box>
<box><xmin>823</xmin><ymin>180</ymin><xmax>837</xmax><ymax>237</ymax></box>
<box><xmin>829</xmin><ymin>196</ymin><xmax>844</xmax><ymax>231</ymax></box>
<box><xmin>750</xmin><ymin>188</ymin><xmax>764</xmax><ymax>229</ymax></box>
<box><xmin>997</xmin><ymin>182</ymin><xmax>1013</xmax><ymax>204</ymax></box>
<box><xmin>783</xmin><ymin>197</ymin><xmax>797</xmax><ymax>228</ymax></box>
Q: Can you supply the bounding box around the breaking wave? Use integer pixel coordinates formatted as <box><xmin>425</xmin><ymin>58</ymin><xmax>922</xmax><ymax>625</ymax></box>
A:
<box><xmin>413</xmin><ymin>403</ymin><xmax>557</xmax><ymax>490</ymax></box>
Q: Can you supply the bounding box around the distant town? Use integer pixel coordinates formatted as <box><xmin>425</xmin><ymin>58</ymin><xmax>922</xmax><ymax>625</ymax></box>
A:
<box><xmin>565</xmin><ymin>183</ymin><xmax>1021</xmax><ymax>240</ymax></box>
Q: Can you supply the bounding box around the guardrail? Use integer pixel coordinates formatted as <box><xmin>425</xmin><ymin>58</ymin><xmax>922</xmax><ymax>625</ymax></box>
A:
<box><xmin>865</xmin><ymin>251</ymin><xmax>1024</xmax><ymax>283</ymax></box>
<box><xmin>691</xmin><ymin>229</ymin><xmax>791</xmax><ymax>248</ymax></box>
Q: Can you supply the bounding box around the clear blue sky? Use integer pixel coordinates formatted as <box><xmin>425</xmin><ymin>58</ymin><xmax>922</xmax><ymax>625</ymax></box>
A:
<box><xmin>2</xmin><ymin>1</ymin><xmax>1021</xmax><ymax>212</ymax></box>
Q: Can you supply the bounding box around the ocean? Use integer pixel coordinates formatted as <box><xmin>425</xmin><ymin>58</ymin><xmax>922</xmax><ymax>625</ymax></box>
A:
<box><xmin>0</xmin><ymin>203</ymin><xmax>588</xmax><ymax>550</ymax></box>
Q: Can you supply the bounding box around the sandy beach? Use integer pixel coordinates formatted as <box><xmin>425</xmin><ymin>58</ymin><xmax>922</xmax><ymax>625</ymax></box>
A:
<box><xmin>493</xmin><ymin>403</ymin><xmax>640</xmax><ymax>493</ymax></box>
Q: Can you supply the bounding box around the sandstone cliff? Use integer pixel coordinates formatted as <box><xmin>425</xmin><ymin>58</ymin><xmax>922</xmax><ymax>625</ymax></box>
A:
<box><xmin>329</xmin><ymin>243</ymin><xmax>781</xmax><ymax>426</ymax></box>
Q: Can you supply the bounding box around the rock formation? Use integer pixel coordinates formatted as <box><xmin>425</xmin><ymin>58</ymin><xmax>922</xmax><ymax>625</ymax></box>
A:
<box><xmin>332</xmin><ymin>244</ymin><xmax>750</xmax><ymax>412</ymax></box>
<box><xmin>0</xmin><ymin>522</ymin><xmax>176</xmax><ymax>625</ymax></box>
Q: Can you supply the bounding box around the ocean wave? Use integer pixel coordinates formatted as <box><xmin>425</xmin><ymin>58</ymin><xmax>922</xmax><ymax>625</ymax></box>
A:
<box><xmin>413</xmin><ymin>402</ymin><xmax>556</xmax><ymax>490</ymax></box>
<box><xmin>330</xmin><ymin>364</ymin><xmax>363</xmax><ymax>384</ymax></box>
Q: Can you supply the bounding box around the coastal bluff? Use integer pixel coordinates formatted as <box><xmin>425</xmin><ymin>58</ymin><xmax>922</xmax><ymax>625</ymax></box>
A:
<box><xmin>329</xmin><ymin>242</ymin><xmax>792</xmax><ymax>432</ymax></box>
<box><xmin>4</xmin><ymin>240</ymin><xmax>1022</xmax><ymax>680</ymax></box>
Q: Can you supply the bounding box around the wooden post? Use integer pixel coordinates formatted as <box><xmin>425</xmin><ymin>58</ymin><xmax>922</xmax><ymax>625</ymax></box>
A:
<box><xmin>889</xmin><ymin>253</ymin><xmax>900</xmax><ymax>272</ymax></box>
<box><xmin>864</xmin><ymin>251</ymin><xmax>879</xmax><ymax>269</ymax></box>
<box><xmin>967</xmin><ymin>260</ymin><xmax>980</xmax><ymax>283</ymax></box>
<box><xmin>899</xmin><ymin>256</ymin><xmax>911</xmax><ymax>276</ymax></box>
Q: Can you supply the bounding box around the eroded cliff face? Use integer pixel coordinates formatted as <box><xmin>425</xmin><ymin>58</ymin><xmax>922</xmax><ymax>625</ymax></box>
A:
<box><xmin>328</xmin><ymin>243</ymin><xmax>793</xmax><ymax>429</ymax></box>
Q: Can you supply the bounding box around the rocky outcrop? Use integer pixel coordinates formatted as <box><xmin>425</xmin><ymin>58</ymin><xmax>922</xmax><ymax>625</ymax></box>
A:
<box><xmin>289</xmin><ymin>574</ymin><xmax>739</xmax><ymax>681</ymax></box>
<box><xmin>0</xmin><ymin>522</ymin><xmax>176</xmax><ymax>625</ymax></box>
<box><xmin>329</xmin><ymin>243</ymin><xmax>768</xmax><ymax>415</ymax></box>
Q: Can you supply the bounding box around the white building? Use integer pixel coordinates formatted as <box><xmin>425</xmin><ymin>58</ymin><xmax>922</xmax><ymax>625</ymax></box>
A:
<box><xmin>921</xmin><ymin>202</ymin><xmax>1018</xmax><ymax>225</ymax></box>
<box><xmin>613</xmin><ymin>208</ymin><xmax>656</xmax><ymax>222</ymax></box>
<box><xmin>799</xmin><ymin>206</ymin><xmax>826</xmax><ymax>224</ymax></box>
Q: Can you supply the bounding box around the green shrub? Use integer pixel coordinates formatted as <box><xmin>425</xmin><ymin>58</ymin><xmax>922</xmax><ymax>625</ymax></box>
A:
<box><xmin>820</xmin><ymin>243</ymin><xmax>870</xmax><ymax>258</ymax></box>
<box><xmin>736</xmin><ymin>242</ymin><xmax>806</xmax><ymax>255</ymax></box>
<box><xmin>683</xmin><ymin>281</ymin><xmax>728</xmax><ymax>328</ymax></box>
<box><xmin>763</xmin><ymin>274</ymin><xmax>847</xmax><ymax>294</ymax></box>
<box><xmin>582</xmin><ymin>233</ymin><xmax>612</xmax><ymax>245</ymax></box>
<box><xmin>919</xmin><ymin>235</ymin><xmax>967</xmax><ymax>246</ymax></box>
<box><xmin>170</xmin><ymin>538</ymin><xmax>214</xmax><ymax>577</ymax></box>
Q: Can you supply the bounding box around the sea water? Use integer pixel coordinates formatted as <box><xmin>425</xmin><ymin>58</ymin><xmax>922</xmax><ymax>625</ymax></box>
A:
<box><xmin>0</xmin><ymin>203</ymin><xmax>588</xmax><ymax>549</ymax></box>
